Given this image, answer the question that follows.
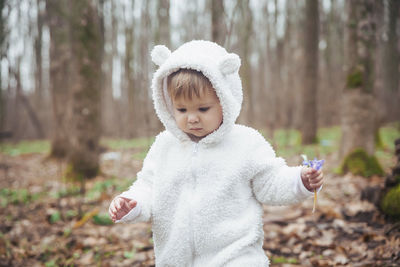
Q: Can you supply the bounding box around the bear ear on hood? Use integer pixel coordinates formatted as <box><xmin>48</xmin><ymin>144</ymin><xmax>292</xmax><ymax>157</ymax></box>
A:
<box><xmin>218</xmin><ymin>53</ymin><xmax>241</xmax><ymax>75</ymax></box>
<box><xmin>151</xmin><ymin>45</ymin><xmax>171</xmax><ymax>66</ymax></box>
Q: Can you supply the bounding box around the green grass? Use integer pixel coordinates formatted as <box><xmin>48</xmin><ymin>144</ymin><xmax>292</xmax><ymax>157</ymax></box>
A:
<box><xmin>1</xmin><ymin>125</ymin><xmax>398</xmax><ymax>173</ymax></box>
<box><xmin>101</xmin><ymin>137</ymin><xmax>154</xmax><ymax>150</ymax></box>
<box><xmin>264</xmin><ymin>126</ymin><xmax>342</xmax><ymax>160</ymax></box>
<box><xmin>261</xmin><ymin>124</ymin><xmax>398</xmax><ymax>172</ymax></box>
<box><xmin>0</xmin><ymin>140</ymin><xmax>50</xmax><ymax>156</ymax></box>
<box><xmin>379</xmin><ymin>123</ymin><xmax>400</xmax><ymax>151</ymax></box>
<box><xmin>86</xmin><ymin>177</ymin><xmax>136</xmax><ymax>201</ymax></box>
<box><xmin>0</xmin><ymin>137</ymin><xmax>155</xmax><ymax>156</ymax></box>
<box><xmin>0</xmin><ymin>188</ymin><xmax>43</xmax><ymax>207</ymax></box>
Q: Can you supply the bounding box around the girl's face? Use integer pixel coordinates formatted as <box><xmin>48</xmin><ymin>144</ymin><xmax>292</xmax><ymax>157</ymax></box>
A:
<box><xmin>172</xmin><ymin>87</ymin><xmax>223</xmax><ymax>139</ymax></box>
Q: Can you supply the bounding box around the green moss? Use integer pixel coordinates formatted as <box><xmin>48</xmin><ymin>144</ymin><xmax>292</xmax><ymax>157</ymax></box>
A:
<box><xmin>340</xmin><ymin>148</ymin><xmax>384</xmax><ymax>177</ymax></box>
<box><xmin>92</xmin><ymin>214</ymin><xmax>113</xmax><ymax>226</ymax></box>
<box><xmin>375</xmin><ymin>129</ymin><xmax>384</xmax><ymax>149</ymax></box>
<box><xmin>346</xmin><ymin>67</ymin><xmax>363</xmax><ymax>89</ymax></box>
<box><xmin>394</xmin><ymin>175</ymin><xmax>400</xmax><ymax>184</ymax></box>
<box><xmin>271</xmin><ymin>256</ymin><xmax>299</xmax><ymax>264</ymax></box>
<box><xmin>64</xmin><ymin>163</ymin><xmax>85</xmax><ymax>182</ymax></box>
<box><xmin>380</xmin><ymin>184</ymin><xmax>400</xmax><ymax>219</ymax></box>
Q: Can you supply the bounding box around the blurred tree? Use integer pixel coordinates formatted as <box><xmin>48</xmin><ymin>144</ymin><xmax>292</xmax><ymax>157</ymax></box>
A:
<box><xmin>301</xmin><ymin>0</ymin><xmax>319</xmax><ymax>144</ymax></box>
<box><xmin>34</xmin><ymin>0</ymin><xmax>44</xmax><ymax>109</ymax></box>
<box><xmin>237</xmin><ymin>0</ymin><xmax>254</xmax><ymax>125</ymax></box>
<box><xmin>382</xmin><ymin>0</ymin><xmax>399</xmax><ymax>118</ymax></box>
<box><xmin>124</xmin><ymin>0</ymin><xmax>137</xmax><ymax>138</ymax></box>
<box><xmin>155</xmin><ymin>0</ymin><xmax>170</xmax><ymax>47</ymax></box>
<box><xmin>319</xmin><ymin>0</ymin><xmax>343</xmax><ymax>126</ymax></box>
<box><xmin>67</xmin><ymin>0</ymin><xmax>103</xmax><ymax>179</ymax></box>
<box><xmin>272</xmin><ymin>0</ymin><xmax>285</xmax><ymax>129</ymax></box>
<box><xmin>139</xmin><ymin>0</ymin><xmax>153</xmax><ymax>137</ymax></box>
<box><xmin>0</xmin><ymin>0</ymin><xmax>7</xmax><ymax>132</ymax></box>
<box><xmin>46</xmin><ymin>0</ymin><xmax>72</xmax><ymax>158</ymax></box>
<box><xmin>153</xmin><ymin>0</ymin><xmax>170</xmax><ymax>133</ymax></box>
<box><xmin>211</xmin><ymin>0</ymin><xmax>226</xmax><ymax>46</ymax></box>
<box><xmin>340</xmin><ymin>0</ymin><xmax>378</xmax><ymax>157</ymax></box>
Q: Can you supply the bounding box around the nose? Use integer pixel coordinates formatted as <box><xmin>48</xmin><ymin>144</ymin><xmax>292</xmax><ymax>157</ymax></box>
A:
<box><xmin>187</xmin><ymin>113</ymin><xmax>199</xmax><ymax>123</ymax></box>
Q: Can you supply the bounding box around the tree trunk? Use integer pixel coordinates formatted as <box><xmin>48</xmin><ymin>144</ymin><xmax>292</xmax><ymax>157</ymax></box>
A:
<box><xmin>68</xmin><ymin>0</ymin><xmax>103</xmax><ymax>178</ymax></box>
<box><xmin>124</xmin><ymin>1</ymin><xmax>136</xmax><ymax>138</ymax></box>
<box><xmin>237</xmin><ymin>0</ymin><xmax>254</xmax><ymax>126</ymax></box>
<box><xmin>382</xmin><ymin>0</ymin><xmax>400</xmax><ymax>120</ymax></box>
<box><xmin>154</xmin><ymin>0</ymin><xmax>170</xmax><ymax>133</ymax></box>
<box><xmin>46</xmin><ymin>0</ymin><xmax>72</xmax><ymax>158</ymax></box>
<box><xmin>340</xmin><ymin>0</ymin><xmax>378</xmax><ymax>157</ymax></box>
<box><xmin>0</xmin><ymin>0</ymin><xmax>6</xmax><ymax>132</ymax></box>
<box><xmin>211</xmin><ymin>0</ymin><xmax>225</xmax><ymax>46</ymax></box>
<box><xmin>139</xmin><ymin>0</ymin><xmax>153</xmax><ymax>137</ymax></box>
<box><xmin>101</xmin><ymin>0</ymin><xmax>117</xmax><ymax>137</ymax></box>
<box><xmin>34</xmin><ymin>0</ymin><xmax>44</xmax><ymax>107</ymax></box>
<box><xmin>155</xmin><ymin>0</ymin><xmax>170</xmax><ymax>47</ymax></box>
<box><xmin>301</xmin><ymin>0</ymin><xmax>319</xmax><ymax>144</ymax></box>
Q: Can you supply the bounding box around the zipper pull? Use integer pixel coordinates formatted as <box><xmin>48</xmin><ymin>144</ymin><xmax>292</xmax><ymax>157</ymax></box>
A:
<box><xmin>193</xmin><ymin>143</ymin><xmax>199</xmax><ymax>155</ymax></box>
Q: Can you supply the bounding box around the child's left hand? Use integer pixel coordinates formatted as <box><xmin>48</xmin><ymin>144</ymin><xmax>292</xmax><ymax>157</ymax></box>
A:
<box><xmin>301</xmin><ymin>167</ymin><xmax>323</xmax><ymax>192</ymax></box>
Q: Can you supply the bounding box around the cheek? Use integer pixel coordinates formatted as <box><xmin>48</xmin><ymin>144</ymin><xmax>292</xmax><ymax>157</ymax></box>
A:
<box><xmin>174</xmin><ymin>113</ymin><xmax>186</xmax><ymax>126</ymax></box>
<box><xmin>216</xmin><ymin>108</ymin><xmax>223</xmax><ymax>124</ymax></box>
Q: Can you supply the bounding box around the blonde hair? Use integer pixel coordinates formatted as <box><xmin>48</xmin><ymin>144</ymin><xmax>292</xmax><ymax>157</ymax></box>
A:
<box><xmin>167</xmin><ymin>69</ymin><xmax>213</xmax><ymax>100</ymax></box>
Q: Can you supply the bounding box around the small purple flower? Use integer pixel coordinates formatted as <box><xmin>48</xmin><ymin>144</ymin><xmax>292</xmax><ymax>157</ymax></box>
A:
<box><xmin>302</xmin><ymin>157</ymin><xmax>325</xmax><ymax>171</ymax></box>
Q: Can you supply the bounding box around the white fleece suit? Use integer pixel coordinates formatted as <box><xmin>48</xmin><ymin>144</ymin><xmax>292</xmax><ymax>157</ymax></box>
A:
<box><xmin>115</xmin><ymin>40</ymin><xmax>314</xmax><ymax>267</ymax></box>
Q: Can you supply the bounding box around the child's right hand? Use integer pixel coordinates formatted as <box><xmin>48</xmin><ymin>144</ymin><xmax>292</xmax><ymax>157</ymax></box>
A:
<box><xmin>109</xmin><ymin>196</ymin><xmax>137</xmax><ymax>222</ymax></box>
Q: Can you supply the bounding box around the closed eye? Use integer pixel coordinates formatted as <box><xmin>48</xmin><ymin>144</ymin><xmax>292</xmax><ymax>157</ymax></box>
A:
<box><xmin>177</xmin><ymin>108</ymin><xmax>186</xmax><ymax>113</ymax></box>
<box><xmin>199</xmin><ymin>107</ymin><xmax>210</xmax><ymax>112</ymax></box>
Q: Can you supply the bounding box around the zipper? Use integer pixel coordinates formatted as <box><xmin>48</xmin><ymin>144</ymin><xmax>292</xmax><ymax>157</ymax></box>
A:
<box><xmin>189</xmin><ymin>142</ymin><xmax>199</xmax><ymax>266</ymax></box>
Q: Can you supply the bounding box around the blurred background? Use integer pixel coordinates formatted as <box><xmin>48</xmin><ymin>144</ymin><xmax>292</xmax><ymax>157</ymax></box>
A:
<box><xmin>0</xmin><ymin>0</ymin><xmax>400</xmax><ymax>266</ymax></box>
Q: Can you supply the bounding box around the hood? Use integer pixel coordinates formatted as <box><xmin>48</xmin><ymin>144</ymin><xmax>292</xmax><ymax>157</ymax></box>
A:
<box><xmin>151</xmin><ymin>40</ymin><xmax>243</xmax><ymax>145</ymax></box>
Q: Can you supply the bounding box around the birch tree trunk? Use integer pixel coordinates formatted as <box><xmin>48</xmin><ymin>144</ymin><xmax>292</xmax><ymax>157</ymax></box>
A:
<box><xmin>301</xmin><ymin>0</ymin><xmax>319</xmax><ymax>144</ymax></box>
<box><xmin>68</xmin><ymin>0</ymin><xmax>103</xmax><ymax>178</ymax></box>
<box><xmin>340</xmin><ymin>0</ymin><xmax>378</xmax><ymax>157</ymax></box>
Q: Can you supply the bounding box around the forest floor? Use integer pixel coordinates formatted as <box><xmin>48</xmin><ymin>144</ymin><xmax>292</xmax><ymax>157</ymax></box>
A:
<box><xmin>0</xmin><ymin>143</ymin><xmax>399</xmax><ymax>267</ymax></box>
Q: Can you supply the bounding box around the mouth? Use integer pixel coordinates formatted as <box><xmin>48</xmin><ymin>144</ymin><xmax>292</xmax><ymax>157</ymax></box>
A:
<box><xmin>189</xmin><ymin>128</ymin><xmax>202</xmax><ymax>131</ymax></box>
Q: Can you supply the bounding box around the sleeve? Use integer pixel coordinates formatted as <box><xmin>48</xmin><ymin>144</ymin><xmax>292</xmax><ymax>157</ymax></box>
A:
<box><xmin>250</xmin><ymin>137</ymin><xmax>314</xmax><ymax>206</ymax></box>
<box><xmin>115</xmin><ymin>134</ymin><xmax>163</xmax><ymax>223</ymax></box>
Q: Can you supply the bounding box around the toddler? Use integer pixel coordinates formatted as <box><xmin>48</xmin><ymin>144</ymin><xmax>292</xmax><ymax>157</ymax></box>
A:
<box><xmin>109</xmin><ymin>40</ymin><xmax>323</xmax><ymax>267</ymax></box>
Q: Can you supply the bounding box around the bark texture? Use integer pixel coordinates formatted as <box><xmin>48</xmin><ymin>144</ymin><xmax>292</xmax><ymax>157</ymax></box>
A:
<box><xmin>340</xmin><ymin>0</ymin><xmax>378</xmax><ymax>157</ymax></box>
<box><xmin>68</xmin><ymin>0</ymin><xmax>103</xmax><ymax>178</ymax></box>
<box><xmin>46</xmin><ymin>0</ymin><xmax>72</xmax><ymax>158</ymax></box>
<box><xmin>301</xmin><ymin>0</ymin><xmax>319</xmax><ymax>144</ymax></box>
<box><xmin>211</xmin><ymin>0</ymin><xmax>225</xmax><ymax>46</ymax></box>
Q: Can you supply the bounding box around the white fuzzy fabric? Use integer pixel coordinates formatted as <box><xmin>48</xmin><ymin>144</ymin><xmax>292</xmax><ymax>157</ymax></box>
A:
<box><xmin>115</xmin><ymin>40</ymin><xmax>313</xmax><ymax>267</ymax></box>
<box><xmin>151</xmin><ymin>45</ymin><xmax>172</xmax><ymax>66</ymax></box>
<box><xmin>218</xmin><ymin>53</ymin><xmax>241</xmax><ymax>75</ymax></box>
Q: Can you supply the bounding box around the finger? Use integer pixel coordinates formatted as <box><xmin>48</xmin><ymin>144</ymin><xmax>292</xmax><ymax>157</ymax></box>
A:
<box><xmin>312</xmin><ymin>181</ymin><xmax>323</xmax><ymax>189</ymax></box>
<box><xmin>311</xmin><ymin>178</ymin><xmax>323</xmax><ymax>188</ymax></box>
<box><xmin>310</xmin><ymin>170</ymin><xmax>323</xmax><ymax>180</ymax></box>
<box><xmin>310</xmin><ymin>174</ymin><xmax>322</xmax><ymax>183</ymax></box>
<box><xmin>109</xmin><ymin>205</ymin><xmax>116</xmax><ymax>214</ymax></box>
<box><xmin>128</xmin><ymin>200</ymin><xmax>137</xmax><ymax>209</ymax></box>
<box><xmin>122</xmin><ymin>200</ymin><xmax>133</xmax><ymax>212</ymax></box>
<box><xmin>312</xmin><ymin>172</ymin><xmax>324</xmax><ymax>183</ymax></box>
<box><xmin>115</xmin><ymin>198</ymin><xmax>122</xmax><ymax>210</ymax></box>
